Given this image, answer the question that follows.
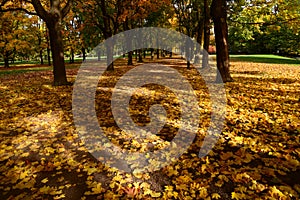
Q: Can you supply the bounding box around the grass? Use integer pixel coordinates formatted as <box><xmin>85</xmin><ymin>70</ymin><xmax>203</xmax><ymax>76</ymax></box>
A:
<box><xmin>0</xmin><ymin>63</ymin><xmax>81</xmax><ymax>76</ymax></box>
<box><xmin>230</xmin><ymin>54</ymin><xmax>300</xmax><ymax>65</ymax></box>
<box><xmin>1</xmin><ymin>54</ymin><xmax>298</xmax><ymax>77</ymax></box>
<box><xmin>0</xmin><ymin>67</ymin><xmax>51</xmax><ymax>76</ymax></box>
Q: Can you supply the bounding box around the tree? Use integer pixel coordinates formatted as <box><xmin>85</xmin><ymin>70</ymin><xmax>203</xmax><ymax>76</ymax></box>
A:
<box><xmin>211</xmin><ymin>0</ymin><xmax>233</xmax><ymax>82</ymax></box>
<box><xmin>227</xmin><ymin>0</ymin><xmax>300</xmax><ymax>55</ymax></box>
<box><xmin>202</xmin><ymin>0</ymin><xmax>210</xmax><ymax>68</ymax></box>
<box><xmin>83</xmin><ymin>0</ymin><xmax>124</xmax><ymax>70</ymax></box>
<box><xmin>83</xmin><ymin>0</ymin><xmax>170</xmax><ymax>69</ymax></box>
<box><xmin>0</xmin><ymin>0</ymin><xmax>73</xmax><ymax>85</ymax></box>
<box><xmin>0</xmin><ymin>12</ymin><xmax>33</xmax><ymax>68</ymax></box>
<box><xmin>172</xmin><ymin>0</ymin><xmax>199</xmax><ymax>68</ymax></box>
<box><xmin>30</xmin><ymin>16</ymin><xmax>48</xmax><ymax>65</ymax></box>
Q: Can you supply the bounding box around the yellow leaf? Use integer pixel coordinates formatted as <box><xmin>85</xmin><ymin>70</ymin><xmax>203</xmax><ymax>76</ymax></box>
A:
<box><xmin>91</xmin><ymin>183</ymin><xmax>103</xmax><ymax>194</ymax></box>
<box><xmin>212</xmin><ymin>193</ymin><xmax>221</xmax><ymax>199</ymax></box>
<box><xmin>19</xmin><ymin>171</ymin><xmax>28</xmax><ymax>179</ymax></box>
<box><xmin>150</xmin><ymin>191</ymin><xmax>161</xmax><ymax>198</ymax></box>
<box><xmin>41</xmin><ymin>178</ymin><xmax>48</xmax><ymax>183</ymax></box>
<box><xmin>231</xmin><ymin>192</ymin><xmax>246</xmax><ymax>200</ymax></box>
<box><xmin>40</xmin><ymin>185</ymin><xmax>51</xmax><ymax>194</ymax></box>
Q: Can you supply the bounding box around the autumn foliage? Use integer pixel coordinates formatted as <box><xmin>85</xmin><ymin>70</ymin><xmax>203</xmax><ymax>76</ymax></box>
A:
<box><xmin>0</xmin><ymin>57</ymin><xmax>299</xmax><ymax>199</ymax></box>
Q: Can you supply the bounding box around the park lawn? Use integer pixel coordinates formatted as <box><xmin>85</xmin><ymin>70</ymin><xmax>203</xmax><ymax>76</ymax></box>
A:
<box><xmin>230</xmin><ymin>54</ymin><xmax>300</xmax><ymax>65</ymax></box>
<box><xmin>0</xmin><ymin>57</ymin><xmax>299</xmax><ymax>199</ymax></box>
<box><xmin>0</xmin><ymin>63</ymin><xmax>82</xmax><ymax>76</ymax></box>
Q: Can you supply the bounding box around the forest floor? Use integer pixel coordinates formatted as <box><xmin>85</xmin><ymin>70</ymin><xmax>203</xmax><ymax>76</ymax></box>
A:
<box><xmin>0</xmin><ymin>57</ymin><xmax>299</xmax><ymax>199</ymax></box>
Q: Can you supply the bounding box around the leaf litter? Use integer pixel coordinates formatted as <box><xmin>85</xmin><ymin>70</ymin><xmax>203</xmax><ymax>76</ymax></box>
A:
<box><xmin>0</xmin><ymin>58</ymin><xmax>299</xmax><ymax>199</ymax></box>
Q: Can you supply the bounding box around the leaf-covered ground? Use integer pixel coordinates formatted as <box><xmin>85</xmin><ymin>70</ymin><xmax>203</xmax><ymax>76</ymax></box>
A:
<box><xmin>0</xmin><ymin>57</ymin><xmax>299</xmax><ymax>199</ymax></box>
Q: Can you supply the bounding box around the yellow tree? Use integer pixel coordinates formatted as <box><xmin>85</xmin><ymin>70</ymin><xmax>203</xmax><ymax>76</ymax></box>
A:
<box><xmin>0</xmin><ymin>11</ymin><xmax>33</xmax><ymax>68</ymax></box>
<box><xmin>0</xmin><ymin>0</ymin><xmax>73</xmax><ymax>85</ymax></box>
<box><xmin>83</xmin><ymin>0</ymin><xmax>171</xmax><ymax>68</ymax></box>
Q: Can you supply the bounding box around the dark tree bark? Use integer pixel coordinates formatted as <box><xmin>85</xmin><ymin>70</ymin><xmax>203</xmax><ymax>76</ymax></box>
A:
<box><xmin>32</xmin><ymin>0</ymin><xmax>72</xmax><ymax>85</ymax></box>
<box><xmin>211</xmin><ymin>0</ymin><xmax>233</xmax><ymax>83</ymax></box>
<box><xmin>38</xmin><ymin>34</ymin><xmax>44</xmax><ymax>65</ymax></box>
<box><xmin>69</xmin><ymin>47</ymin><xmax>74</xmax><ymax>63</ymax></box>
<box><xmin>150</xmin><ymin>48</ymin><xmax>154</xmax><ymax>60</ymax></box>
<box><xmin>31</xmin><ymin>0</ymin><xmax>72</xmax><ymax>85</ymax></box>
<box><xmin>123</xmin><ymin>19</ymin><xmax>133</xmax><ymax>66</ymax></box>
<box><xmin>4</xmin><ymin>56</ymin><xmax>9</xmax><ymax>68</ymax></box>
<box><xmin>137</xmin><ymin>49</ymin><xmax>143</xmax><ymax>62</ymax></box>
<box><xmin>97</xmin><ymin>49</ymin><xmax>101</xmax><ymax>61</ymax></box>
<box><xmin>46</xmin><ymin>29</ymin><xmax>51</xmax><ymax>66</ymax></box>
<box><xmin>202</xmin><ymin>0</ymin><xmax>210</xmax><ymax>68</ymax></box>
<box><xmin>47</xmin><ymin>20</ymin><xmax>68</xmax><ymax>85</ymax></box>
<box><xmin>128</xmin><ymin>51</ymin><xmax>133</xmax><ymax>65</ymax></box>
<box><xmin>47</xmin><ymin>47</ymin><xmax>51</xmax><ymax>66</ymax></box>
<box><xmin>40</xmin><ymin>49</ymin><xmax>44</xmax><ymax>65</ymax></box>
<box><xmin>82</xmin><ymin>47</ymin><xmax>86</xmax><ymax>62</ymax></box>
<box><xmin>105</xmin><ymin>40</ymin><xmax>114</xmax><ymax>70</ymax></box>
<box><xmin>96</xmin><ymin>0</ymin><xmax>125</xmax><ymax>71</ymax></box>
<box><xmin>185</xmin><ymin>37</ymin><xmax>193</xmax><ymax>69</ymax></box>
<box><xmin>194</xmin><ymin>18</ymin><xmax>203</xmax><ymax>64</ymax></box>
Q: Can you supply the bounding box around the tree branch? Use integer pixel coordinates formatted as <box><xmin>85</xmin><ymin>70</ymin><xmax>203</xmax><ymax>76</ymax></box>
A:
<box><xmin>31</xmin><ymin>0</ymin><xmax>49</xmax><ymax>21</ymax></box>
<box><xmin>0</xmin><ymin>7</ymin><xmax>37</xmax><ymax>15</ymax></box>
<box><xmin>62</xmin><ymin>0</ymin><xmax>73</xmax><ymax>18</ymax></box>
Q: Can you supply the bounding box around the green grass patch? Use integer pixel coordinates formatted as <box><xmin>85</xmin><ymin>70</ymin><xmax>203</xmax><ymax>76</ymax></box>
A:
<box><xmin>0</xmin><ymin>64</ymin><xmax>80</xmax><ymax>76</ymax></box>
<box><xmin>230</xmin><ymin>54</ymin><xmax>300</xmax><ymax>65</ymax></box>
<box><xmin>0</xmin><ymin>67</ymin><xmax>51</xmax><ymax>76</ymax></box>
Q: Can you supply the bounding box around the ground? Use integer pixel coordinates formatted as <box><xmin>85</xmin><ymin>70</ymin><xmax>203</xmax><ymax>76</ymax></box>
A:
<box><xmin>0</xmin><ymin>56</ymin><xmax>299</xmax><ymax>199</ymax></box>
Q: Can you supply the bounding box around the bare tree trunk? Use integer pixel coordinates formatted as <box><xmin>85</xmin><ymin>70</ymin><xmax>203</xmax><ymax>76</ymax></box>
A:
<box><xmin>194</xmin><ymin>18</ymin><xmax>203</xmax><ymax>64</ymax></box>
<box><xmin>38</xmin><ymin>35</ymin><xmax>44</xmax><ymax>65</ymax></box>
<box><xmin>46</xmin><ymin>31</ymin><xmax>51</xmax><ymax>66</ymax></box>
<box><xmin>138</xmin><ymin>49</ymin><xmax>143</xmax><ymax>62</ymax></box>
<box><xmin>39</xmin><ymin>50</ymin><xmax>44</xmax><ymax>65</ymax></box>
<box><xmin>82</xmin><ymin>47</ymin><xmax>86</xmax><ymax>62</ymax></box>
<box><xmin>4</xmin><ymin>56</ymin><xmax>9</xmax><ymax>68</ymax></box>
<box><xmin>106</xmin><ymin>40</ymin><xmax>114</xmax><ymax>71</ymax></box>
<box><xmin>48</xmin><ymin>21</ymin><xmax>68</xmax><ymax>85</ymax></box>
<box><xmin>211</xmin><ymin>0</ymin><xmax>233</xmax><ymax>83</ymax></box>
<box><xmin>202</xmin><ymin>0</ymin><xmax>210</xmax><ymax>68</ymax></box>
<box><xmin>150</xmin><ymin>48</ymin><xmax>154</xmax><ymax>60</ymax></box>
<box><xmin>97</xmin><ymin>49</ymin><xmax>101</xmax><ymax>61</ymax></box>
<box><xmin>70</xmin><ymin>47</ymin><xmax>74</xmax><ymax>63</ymax></box>
<box><xmin>128</xmin><ymin>51</ymin><xmax>133</xmax><ymax>65</ymax></box>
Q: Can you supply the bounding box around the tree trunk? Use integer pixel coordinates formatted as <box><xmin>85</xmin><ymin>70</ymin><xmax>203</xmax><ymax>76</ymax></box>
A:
<box><xmin>202</xmin><ymin>0</ymin><xmax>210</xmax><ymax>68</ymax></box>
<box><xmin>138</xmin><ymin>49</ymin><xmax>143</xmax><ymax>62</ymax></box>
<box><xmin>48</xmin><ymin>21</ymin><xmax>69</xmax><ymax>85</ymax></box>
<box><xmin>150</xmin><ymin>48</ymin><xmax>154</xmax><ymax>60</ymax></box>
<box><xmin>128</xmin><ymin>51</ymin><xmax>133</xmax><ymax>65</ymax></box>
<box><xmin>211</xmin><ymin>0</ymin><xmax>233</xmax><ymax>83</ymax></box>
<box><xmin>45</xmin><ymin>29</ymin><xmax>51</xmax><ymax>66</ymax></box>
<box><xmin>97</xmin><ymin>49</ymin><xmax>101</xmax><ymax>61</ymax></box>
<box><xmin>106</xmin><ymin>40</ymin><xmax>114</xmax><ymax>71</ymax></box>
<box><xmin>40</xmin><ymin>49</ymin><xmax>44</xmax><ymax>65</ymax></box>
<box><xmin>82</xmin><ymin>47</ymin><xmax>86</xmax><ymax>62</ymax></box>
<box><xmin>38</xmin><ymin>35</ymin><xmax>44</xmax><ymax>65</ymax></box>
<box><xmin>70</xmin><ymin>48</ymin><xmax>74</xmax><ymax>63</ymax></box>
<box><xmin>4</xmin><ymin>56</ymin><xmax>9</xmax><ymax>68</ymax></box>
<box><xmin>186</xmin><ymin>37</ymin><xmax>193</xmax><ymax>69</ymax></box>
